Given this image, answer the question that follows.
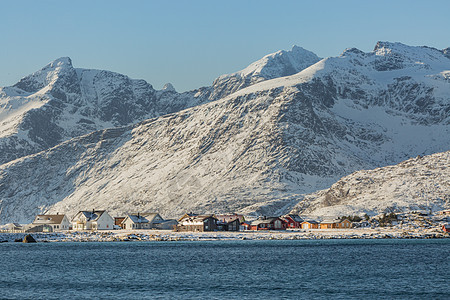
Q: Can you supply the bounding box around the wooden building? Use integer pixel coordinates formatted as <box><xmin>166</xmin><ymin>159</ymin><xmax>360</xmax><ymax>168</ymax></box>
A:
<box><xmin>72</xmin><ymin>210</ymin><xmax>114</xmax><ymax>231</ymax></box>
<box><xmin>240</xmin><ymin>222</ymin><xmax>251</xmax><ymax>231</ymax></box>
<box><xmin>174</xmin><ymin>215</ymin><xmax>218</xmax><ymax>232</ymax></box>
<box><xmin>114</xmin><ymin>217</ymin><xmax>125</xmax><ymax>229</ymax></box>
<box><xmin>301</xmin><ymin>220</ymin><xmax>319</xmax><ymax>229</ymax></box>
<box><xmin>250</xmin><ymin>217</ymin><xmax>284</xmax><ymax>230</ymax></box>
<box><xmin>338</xmin><ymin>219</ymin><xmax>352</xmax><ymax>229</ymax></box>
<box><xmin>442</xmin><ymin>224</ymin><xmax>450</xmax><ymax>233</ymax></box>
<box><xmin>281</xmin><ymin>215</ymin><xmax>304</xmax><ymax>229</ymax></box>
<box><xmin>178</xmin><ymin>213</ymin><xmax>199</xmax><ymax>222</ymax></box>
<box><xmin>152</xmin><ymin>219</ymin><xmax>178</xmax><ymax>230</ymax></box>
<box><xmin>5</xmin><ymin>223</ymin><xmax>23</xmax><ymax>232</ymax></box>
<box><xmin>121</xmin><ymin>213</ymin><xmax>164</xmax><ymax>230</ymax></box>
<box><xmin>319</xmin><ymin>219</ymin><xmax>352</xmax><ymax>229</ymax></box>
<box><xmin>31</xmin><ymin>214</ymin><xmax>71</xmax><ymax>232</ymax></box>
<box><xmin>216</xmin><ymin>214</ymin><xmax>244</xmax><ymax>231</ymax></box>
<box><xmin>319</xmin><ymin>220</ymin><xmax>339</xmax><ymax>229</ymax></box>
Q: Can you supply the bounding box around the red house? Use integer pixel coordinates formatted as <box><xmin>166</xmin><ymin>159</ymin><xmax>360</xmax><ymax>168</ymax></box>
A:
<box><xmin>241</xmin><ymin>222</ymin><xmax>251</xmax><ymax>230</ymax></box>
<box><xmin>280</xmin><ymin>214</ymin><xmax>304</xmax><ymax>229</ymax></box>
<box><xmin>442</xmin><ymin>224</ymin><xmax>450</xmax><ymax>233</ymax></box>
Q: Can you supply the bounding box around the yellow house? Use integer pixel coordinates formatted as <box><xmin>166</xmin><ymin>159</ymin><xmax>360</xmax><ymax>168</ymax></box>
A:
<box><xmin>319</xmin><ymin>220</ymin><xmax>339</xmax><ymax>229</ymax></box>
<box><xmin>319</xmin><ymin>219</ymin><xmax>352</xmax><ymax>229</ymax></box>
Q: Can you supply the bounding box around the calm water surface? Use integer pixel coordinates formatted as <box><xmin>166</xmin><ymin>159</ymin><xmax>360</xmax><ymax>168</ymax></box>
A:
<box><xmin>0</xmin><ymin>239</ymin><xmax>448</xmax><ymax>299</ymax></box>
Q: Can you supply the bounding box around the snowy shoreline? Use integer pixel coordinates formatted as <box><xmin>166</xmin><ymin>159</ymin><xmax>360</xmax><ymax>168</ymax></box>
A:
<box><xmin>1</xmin><ymin>228</ymin><xmax>448</xmax><ymax>243</ymax></box>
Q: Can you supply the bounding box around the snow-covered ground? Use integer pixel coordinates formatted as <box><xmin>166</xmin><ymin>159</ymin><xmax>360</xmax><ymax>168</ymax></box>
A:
<box><xmin>0</xmin><ymin>227</ymin><xmax>448</xmax><ymax>243</ymax></box>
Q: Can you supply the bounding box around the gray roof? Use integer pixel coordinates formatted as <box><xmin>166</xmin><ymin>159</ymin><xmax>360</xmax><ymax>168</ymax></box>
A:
<box><xmin>77</xmin><ymin>210</ymin><xmax>106</xmax><ymax>221</ymax></box>
<box><xmin>215</xmin><ymin>214</ymin><xmax>244</xmax><ymax>223</ymax></box>
<box><xmin>302</xmin><ymin>220</ymin><xmax>319</xmax><ymax>224</ymax></box>
<box><xmin>282</xmin><ymin>215</ymin><xmax>304</xmax><ymax>222</ymax></box>
<box><xmin>124</xmin><ymin>213</ymin><xmax>163</xmax><ymax>224</ymax></box>
<box><xmin>182</xmin><ymin>215</ymin><xmax>216</xmax><ymax>222</ymax></box>
<box><xmin>251</xmin><ymin>217</ymin><xmax>280</xmax><ymax>225</ymax></box>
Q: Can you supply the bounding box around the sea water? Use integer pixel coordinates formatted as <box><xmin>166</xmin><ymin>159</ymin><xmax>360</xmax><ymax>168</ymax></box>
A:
<box><xmin>0</xmin><ymin>239</ymin><xmax>448</xmax><ymax>299</ymax></box>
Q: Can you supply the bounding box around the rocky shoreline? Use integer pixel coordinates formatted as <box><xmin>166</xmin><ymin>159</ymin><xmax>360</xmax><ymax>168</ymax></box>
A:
<box><xmin>1</xmin><ymin>228</ymin><xmax>449</xmax><ymax>243</ymax></box>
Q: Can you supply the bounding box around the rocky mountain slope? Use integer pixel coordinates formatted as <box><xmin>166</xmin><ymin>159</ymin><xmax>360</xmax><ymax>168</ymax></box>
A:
<box><xmin>0</xmin><ymin>47</ymin><xmax>319</xmax><ymax>165</ymax></box>
<box><xmin>0</xmin><ymin>57</ymin><xmax>161</xmax><ymax>164</ymax></box>
<box><xmin>208</xmin><ymin>46</ymin><xmax>321</xmax><ymax>100</ymax></box>
<box><xmin>0</xmin><ymin>42</ymin><xmax>449</xmax><ymax>223</ymax></box>
<box><xmin>290</xmin><ymin>151</ymin><xmax>450</xmax><ymax>217</ymax></box>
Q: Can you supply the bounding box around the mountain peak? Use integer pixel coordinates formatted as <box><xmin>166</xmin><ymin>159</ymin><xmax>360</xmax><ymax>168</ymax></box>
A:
<box><xmin>162</xmin><ymin>83</ymin><xmax>176</xmax><ymax>93</ymax></box>
<box><xmin>372</xmin><ymin>41</ymin><xmax>420</xmax><ymax>57</ymax></box>
<box><xmin>370</xmin><ymin>41</ymin><xmax>450</xmax><ymax>72</ymax></box>
<box><xmin>48</xmin><ymin>57</ymin><xmax>73</xmax><ymax>68</ymax></box>
<box><xmin>13</xmin><ymin>57</ymin><xmax>75</xmax><ymax>93</ymax></box>
<box><xmin>210</xmin><ymin>46</ymin><xmax>321</xmax><ymax>100</ymax></box>
<box><xmin>291</xmin><ymin>45</ymin><xmax>304</xmax><ymax>51</ymax></box>
<box><xmin>290</xmin><ymin>45</ymin><xmax>314</xmax><ymax>55</ymax></box>
<box><xmin>218</xmin><ymin>46</ymin><xmax>321</xmax><ymax>81</ymax></box>
<box><xmin>373</xmin><ymin>41</ymin><xmax>399</xmax><ymax>52</ymax></box>
<box><xmin>340</xmin><ymin>47</ymin><xmax>365</xmax><ymax>57</ymax></box>
<box><xmin>372</xmin><ymin>41</ymin><xmax>443</xmax><ymax>57</ymax></box>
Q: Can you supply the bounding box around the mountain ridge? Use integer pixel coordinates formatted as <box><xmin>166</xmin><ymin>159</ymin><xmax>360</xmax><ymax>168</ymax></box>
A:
<box><xmin>290</xmin><ymin>151</ymin><xmax>450</xmax><ymax>217</ymax></box>
<box><xmin>0</xmin><ymin>41</ymin><xmax>449</xmax><ymax>223</ymax></box>
<box><xmin>0</xmin><ymin>46</ymin><xmax>320</xmax><ymax>165</ymax></box>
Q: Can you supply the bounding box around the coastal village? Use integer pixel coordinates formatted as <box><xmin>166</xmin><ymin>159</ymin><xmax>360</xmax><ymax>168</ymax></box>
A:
<box><xmin>2</xmin><ymin>210</ymin><xmax>353</xmax><ymax>233</ymax></box>
<box><xmin>1</xmin><ymin>209</ymin><xmax>449</xmax><ymax>242</ymax></box>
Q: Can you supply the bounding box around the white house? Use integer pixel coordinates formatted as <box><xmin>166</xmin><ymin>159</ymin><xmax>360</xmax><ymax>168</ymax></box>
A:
<box><xmin>72</xmin><ymin>210</ymin><xmax>114</xmax><ymax>231</ymax></box>
<box><xmin>3</xmin><ymin>223</ymin><xmax>23</xmax><ymax>232</ymax></box>
<box><xmin>121</xmin><ymin>213</ymin><xmax>165</xmax><ymax>230</ymax></box>
<box><xmin>32</xmin><ymin>214</ymin><xmax>71</xmax><ymax>231</ymax></box>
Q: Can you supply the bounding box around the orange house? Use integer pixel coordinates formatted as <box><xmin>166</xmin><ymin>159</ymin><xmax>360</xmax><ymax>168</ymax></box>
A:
<box><xmin>338</xmin><ymin>219</ymin><xmax>352</xmax><ymax>229</ymax></box>
<box><xmin>319</xmin><ymin>221</ymin><xmax>339</xmax><ymax>229</ymax></box>
<box><xmin>301</xmin><ymin>221</ymin><xmax>319</xmax><ymax>229</ymax></box>
<box><xmin>319</xmin><ymin>219</ymin><xmax>352</xmax><ymax>229</ymax></box>
<box><xmin>442</xmin><ymin>224</ymin><xmax>450</xmax><ymax>233</ymax></box>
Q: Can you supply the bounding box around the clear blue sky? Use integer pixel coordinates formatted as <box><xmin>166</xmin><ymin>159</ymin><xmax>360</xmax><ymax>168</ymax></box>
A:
<box><xmin>1</xmin><ymin>0</ymin><xmax>449</xmax><ymax>92</ymax></box>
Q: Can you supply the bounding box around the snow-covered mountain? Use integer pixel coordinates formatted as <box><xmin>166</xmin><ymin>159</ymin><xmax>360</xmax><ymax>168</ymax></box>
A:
<box><xmin>290</xmin><ymin>151</ymin><xmax>450</xmax><ymax>217</ymax></box>
<box><xmin>0</xmin><ymin>57</ymin><xmax>159</xmax><ymax>164</ymax></box>
<box><xmin>0</xmin><ymin>47</ymin><xmax>319</xmax><ymax>165</ymax></box>
<box><xmin>209</xmin><ymin>46</ymin><xmax>321</xmax><ymax>100</ymax></box>
<box><xmin>0</xmin><ymin>42</ymin><xmax>449</xmax><ymax>223</ymax></box>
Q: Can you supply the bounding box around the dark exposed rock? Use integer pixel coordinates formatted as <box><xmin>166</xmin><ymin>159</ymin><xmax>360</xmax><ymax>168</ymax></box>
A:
<box><xmin>442</xmin><ymin>47</ymin><xmax>450</xmax><ymax>59</ymax></box>
<box><xmin>23</xmin><ymin>234</ymin><xmax>37</xmax><ymax>243</ymax></box>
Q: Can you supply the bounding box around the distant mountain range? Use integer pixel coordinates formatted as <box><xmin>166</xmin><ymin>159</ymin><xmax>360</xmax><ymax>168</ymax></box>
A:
<box><xmin>0</xmin><ymin>46</ymin><xmax>320</xmax><ymax>165</ymax></box>
<box><xmin>0</xmin><ymin>42</ymin><xmax>448</xmax><ymax>223</ymax></box>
